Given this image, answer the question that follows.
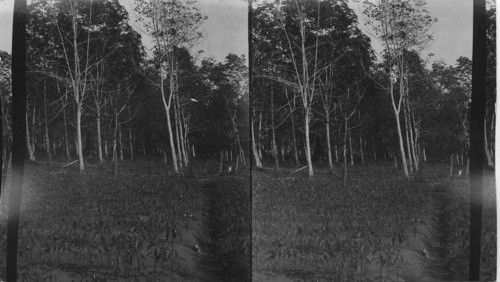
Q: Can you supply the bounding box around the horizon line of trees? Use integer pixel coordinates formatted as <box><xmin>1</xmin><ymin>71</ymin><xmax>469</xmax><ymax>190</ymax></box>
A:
<box><xmin>251</xmin><ymin>0</ymin><xmax>495</xmax><ymax>179</ymax></box>
<box><xmin>0</xmin><ymin>0</ymin><xmax>249</xmax><ymax>176</ymax></box>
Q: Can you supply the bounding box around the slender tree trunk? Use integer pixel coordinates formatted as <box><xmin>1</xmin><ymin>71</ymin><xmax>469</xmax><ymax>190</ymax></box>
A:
<box><xmin>178</xmin><ymin>100</ymin><xmax>188</xmax><ymax>167</ymax></box>
<box><xmin>349</xmin><ymin>128</ymin><xmax>354</xmax><ymax>166</ymax></box>
<box><xmin>251</xmin><ymin>112</ymin><xmax>263</xmax><ymax>168</ymax></box>
<box><xmin>359</xmin><ymin>131</ymin><xmax>364</xmax><ymax>165</ymax></box>
<box><xmin>128</xmin><ymin>124</ymin><xmax>134</xmax><ymax>160</ymax></box>
<box><xmin>162</xmin><ymin>88</ymin><xmax>178</xmax><ymax>174</ymax></box>
<box><xmin>25</xmin><ymin>108</ymin><xmax>35</xmax><ymax>161</ymax></box>
<box><xmin>31</xmin><ymin>104</ymin><xmax>36</xmax><ymax>156</ymax></box>
<box><xmin>390</xmin><ymin>58</ymin><xmax>408</xmax><ymax>177</ymax></box>
<box><xmin>174</xmin><ymin>110</ymin><xmax>182</xmax><ymax>168</ymax></box>
<box><xmin>404</xmin><ymin>105</ymin><xmax>413</xmax><ymax>172</ymax></box>
<box><xmin>410</xmin><ymin>112</ymin><xmax>419</xmax><ymax>170</ymax></box>
<box><xmin>62</xmin><ymin>97</ymin><xmax>70</xmax><ymax>160</ymax></box>
<box><xmin>219</xmin><ymin>151</ymin><xmax>223</xmax><ymax>173</ymax></box>
<box><xmin>343</xmin><ymin>119</ymin><xmax>348</xmax><ymax>185</ymax></box>
<box><xmin>281</xmin><ymin>139</ymin><xmax>285</xmax><ymax>163</ymax></box>
<box><xmin>43</xmin><ymin>79</ymin><xmax>51</xmax><ymax>163</ymax></box>
<box><xmin>119</xmin><ymin>123</ymin><xmax>123</xmax><ymax>161</ymax></box>
<box><xmin>258</xmin><ymin>112</ymin><xmax>263</xmax><ymax>159</ymax></box>
<box><xmin>291</xmin><ymin>115</ymin><xmax>299</xmax><ymax>166</ymax></box>
<box><xmin>484</xmin><ymin>118</ymin><xmax>494</xmax><ymax>167</ymax></box>
<box><xmin>326</xmin><ymin>114</ymin><xmax>333</xmax><ymax>170</ymax></box>
<box><xmin>449</xmin><ymin>154</ymin><xmax>454</xmax><ymax>177</ymax></box>
<box><xmin>304</xmin><ymin>109</ymin><xmax>313</xmax><ymax>178</ymax></box>
<box><xmin>96</xmin><ymin>106</ymin><xmax>103</xmax><ymax>163</ymax></box>
<box><xmin>235</xmin><ymin>152</ymin><xmax>239</xmax><ymax>172</ymax></box>
<box><xmin>76</xmin><ymin>104</ymin><xmax>84</xmax><ymax>171</ymax></box>
<box><xmin>173</xmin><ymin>96</ymin><xmax>183</xmax><ymax>168</ymax></box>
<box><xmin>271</xmin><ymin>86</ymin><xmax>279</xmax><ymax>172</ymax></box>
<box><xmin>104</xmin><ymin>139</ymin><xmax>108</xmax><ymax>158</ymax></box>
<box><xmin>394</xmin><ymin>113</ymin><xmax>408</xmax><ymax>176</ymax></box>
<box><xmin>113</xmin><ymin>115</ymin><xmax>118</xmax><ymax>179</ymax></box>
<box><xmin>334</xmin><ymin>145</ymin><xmax>338</xmax><ymax>162</ymax></box>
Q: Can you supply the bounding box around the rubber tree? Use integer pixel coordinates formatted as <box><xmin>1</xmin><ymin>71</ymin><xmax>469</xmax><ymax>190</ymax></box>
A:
<box><xmin>135</xmin><ymin>0</ymin><xmax>205</xmax><ymax>174</ymax></box>
<box><xmin>363</xmin><ymin>0</ymin><xmax>435</xmax><ymax>177</ymax></box>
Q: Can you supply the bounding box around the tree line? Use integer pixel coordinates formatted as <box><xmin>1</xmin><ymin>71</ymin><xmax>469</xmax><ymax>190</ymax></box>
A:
<box><xmin>0</xmin><ymin>0</ymin><xmax>248</xmax><ymax>175</ymax></box>
<box><xmin>251</xmin><ymin>0</ymin><xmax>495</xmax><ymax>178</ymax></box>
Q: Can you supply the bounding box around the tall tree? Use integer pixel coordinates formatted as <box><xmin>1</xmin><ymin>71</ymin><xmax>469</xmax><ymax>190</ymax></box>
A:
<box><xmin>135</xmin><ymin>0</ymin><xmax>205</xmax><ymax>174</ymax></box>
<box><xmin>363</xmin><ymin>0</ymin><xmax>435</xmax><ymax>177</ymax></box>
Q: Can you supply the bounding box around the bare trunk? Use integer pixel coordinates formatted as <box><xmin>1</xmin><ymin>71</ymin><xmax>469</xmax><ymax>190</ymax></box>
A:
<box><xmin>76</xmin><ymin>105</ymin><xmax>84</xmax><ymax>171</ymax></box>
<box><xmin>96</xmin><ymin>107</ymin><xmax>103</xmax><ymax>164</ymax></box>
<box><xmin>25</xmin><ymin>109</ymin><xmax>35</xmax><ymax>161</ymax></box>
<box><xmin>359</xmin><ymin>131</ymin><xmax>364</xmax><ymax>165</ymax></box>
<box><xmin>257</xmin><ymin>112</ymin><xmax>263</xmax><ymax>159</ymax></box>
<box><xmin>178</xmin><ymin>101</ymin><xmax>188</xmax><ymax>167</ymax></box>
<box><xmin>281</xmin><ymin>139</ymin><xmax>285</xmax><ymax>163</ymax></box>
<box><xmin>251</xmin><ymin>115</ymin><xmax>263</xmax><ymax>168</ymax></box>
<box><xmin>235</xmin><ymin>152</ymin><xmax>239</xmax><ymax>172</ymax></box>
<box><xmin>62</xmin><ymin>97</ymin><xmax>70</xmax><ymax>160</ymax></box>
<box><xmin>174</xmin><ymin>97</ymin><xmax>183</xmax><ymax>168</ymax></box>
<box><xmin>104</xmin><ymin>139</ymin><xmax>108</xmax><ymax>158</ymax></box>
<box><xmin>305</xmin><ymin>110</ymin><xmax>313</xmax><ymax>178</ymax></box>
<box><xmin>43</xmin><ymin>79</ymin><xmax>51</xmax><ymax>163</ymax></box>
<box><xmin>165</xmin><ymin>108</ymin><xmax>178</xmax><ymax>173</ymax></box>
<box><xmin>113</xmin><ymin>114</ymin><xmax>118</xmax><ymax>179</ymax></box>
<box><xmin>343</xmin><ymin>119</ymin><xmax>348</xmax><ymax>185</ymax></box>
<box><xmin>128</xmin><ymin>124</ymin><xmax>134</xmax><ymax>160</ymax></box>
<box><xmin>449</xmin><ymin>154</ymin><xmax>454</xmax><ymax>177</ymax></box>
<box><xmin>291</xmin><ymin>116</ymin><xmax>299</xmax><ymax>166</ymax></box>
<box><xmin>271</xmin><ymin>87</ymin><xmax>278</xmax><ymax>172</ymax></box>
<box><xmin>410</xmin><ymin>113</ymin><xmax>419</xmax><ymax>171</ymax></box>
<box><xmin>404</xmin><ymin>105</ymin><xmax>413</xmax><ymax>172</ymax></box>
<box><xmin>349</xmin><ymin>128</ymin><xmax>354</xmax><ymax>166</ymax></box>
<box><xmin>334</xmin><ymin>145</ymin><xmax>338</xmax><ymax>162</ymax></box>
<box><xmin>119</xmin><ymin>123</ymin><xmax>123</xmax><ymax>161</ymax></box>
<box><xmin>484</xmin><ymin>118</ymin><xmax>494</xmax><ymax>167</ymax></box>
<box><xmin>390</xmin><ymin>58</ymin><xmax>408</xmax><ymax>177</ymax></box>
<box><xmin>395</xmin><ymin>114</ymin><xmax>408</xmax><ymax>177</ymax></box>
<box><xmin>219</xmin><ymin>151</ymin><xmax>223</xmax><ymax>173</ymax></box>
<box><xmin>326</xmin><ymin>114</ymin><xmax>333</xmax><ymax>170</ymax></box>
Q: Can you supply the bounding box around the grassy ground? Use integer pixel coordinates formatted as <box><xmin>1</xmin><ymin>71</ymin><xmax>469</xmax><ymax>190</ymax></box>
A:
<box><xmin>0</xmin><ymin>159</ymin><xmax>250</xmax><ymax>281</ymax></box>
<box><xmin>252</xmin><ymin>162</ymin><xmax>496</xmax><ymax>281</ymax></box>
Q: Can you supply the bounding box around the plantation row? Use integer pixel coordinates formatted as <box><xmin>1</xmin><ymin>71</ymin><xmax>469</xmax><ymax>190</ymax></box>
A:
<box><xmin>0</xmin><ymin>161</ymin><xmax>225</xmax><ymax>280</ymax></box>
<box><xmin>252</xmin><ymin>164</ymin><xmax>496</xmax><ymax>280</ymax></box>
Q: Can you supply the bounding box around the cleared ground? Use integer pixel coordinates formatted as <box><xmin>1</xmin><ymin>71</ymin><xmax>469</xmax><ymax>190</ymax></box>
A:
<box><xmin>0</xmin><ymin>159</ymin><xmax>250</xmax><ymax>281</ymax></box>
<box><xmin>252</xmin><ymin>162</ymin><xmax>496</xmax><ymax>281</ymax></box>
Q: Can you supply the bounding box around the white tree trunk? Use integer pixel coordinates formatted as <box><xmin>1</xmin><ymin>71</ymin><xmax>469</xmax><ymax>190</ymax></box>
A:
<box><xmin>304</xmin><ymin>109</ymin><xmax>313</xmax><ymax>178</ymax></box>
<box><xmin>43</xmin><ymin>79</ymin><xmax>51</xmax><ymax>163</ymax></box>
<box><xmin>76</xmin><ymin>105</ymin><xmax>84</xmax><ymax>171</ymax></box>
<box><xmin>251</xmin><ymin>117</ymin><xmax>262</xmax><ymax>168</ymax></box>
<box><xmin>326</xmin><ymin>114</ymin><xmax>333</xmax><ymax>170</ymax></box>
<box><xmin>96</xmin><ymin>107</ymin><xmax>103</xmax><ymax>163</ymax></box>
